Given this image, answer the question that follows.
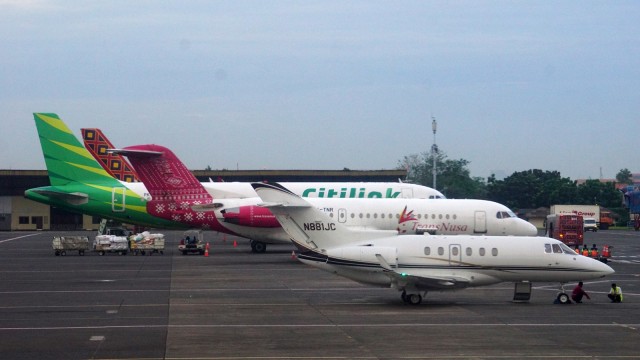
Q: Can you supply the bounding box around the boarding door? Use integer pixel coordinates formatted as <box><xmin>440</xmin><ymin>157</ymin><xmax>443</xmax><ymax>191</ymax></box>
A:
<box><xmin>449</xmin><ymin>244</ymin><xmax>462</xmax><ymax>265</ymax></box>
<box><xmin>338</xmin><ymin>208</ymin><xmax>347</xmax><ymax>223</ymax></box>
<box><xmin>474</xmin><ymin>211</ymin><xmax>487</xmax><ymax>234</ymax></box>
<box><xmin>112</xmin><ymin>187</ymin><xmax>126</xmax><ymax>212</ymax></box>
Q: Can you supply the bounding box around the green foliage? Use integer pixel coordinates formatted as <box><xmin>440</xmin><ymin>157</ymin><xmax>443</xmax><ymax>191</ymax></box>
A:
<box><xmin>616</xmin><ymin>168</ymin><xmax>633</xmax><ymax>185</ymax></box>
<box><xmin>397</xmin><ymin>151</ymin><xmax>486</xmax><ymax>199</ymax></box>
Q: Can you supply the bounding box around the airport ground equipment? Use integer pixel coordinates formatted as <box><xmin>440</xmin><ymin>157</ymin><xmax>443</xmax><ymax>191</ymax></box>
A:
<box><xmin>178</xmin><ymin>229</ymin><xmax>205</xmax><ymax>255</ymax></box>
<box><xmin>129</xmin><ymin>232</ymin><xmax>165</xmax><ymax>255</ymax></box>
<box><xmin>94</xmin><ymin>234</ymin><xmax>129</xmax><ymax>255</ymax></box>
<box><xmin>623</xmin><ymin>186</ymin><xmax>640</xmax><ymax>230</ymax></box>
<box><xmin>52</xmin><ymin>236</ymin><xmax>89</xmax><ymax>256</ymax></box>
<box><xmin>545</xmin><ymin>213</ymin><xmax>584</xmax><ymax>246</ymax></box>
<box><xmin>549</xmin><ymin>204</ymin><xmax>614</xmax><ymax>230</ymax></box>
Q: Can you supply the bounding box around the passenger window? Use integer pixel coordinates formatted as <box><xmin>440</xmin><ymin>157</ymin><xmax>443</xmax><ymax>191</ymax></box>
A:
<box><xmin>466</xmin><ymin>247</ymin><xmax>472</xmax><ymax>256</ymax></box>
<box><xmin>359</xmin><ymin>213</ymin><xmax>363</xmax><ymax>219</ymax></box>
<box><xmin>446</xmin><ymin>214</ymin><xmax>450</xmax><ymax>219</ymax></box>
<box><xmin>366</xmin><ymin>213</ymin><xmax>370</xmax><ymax>219</ymax></box>
<box><xmin>438</xmin><ymin>247</ymin><xmax>444</xmax><ymax>256</ymax></box>
<box><xmin>479</xmin><ymin>248</ymin><xmax>486</xmax><ymax>256</ymax></box>
<box><xmin>373</xmin><ymin>213</ymin><xmax>377</xmax><ymax>219</ymax></box>
<box><xmin>424</xmin><ymin>247</ymin><xmax>431</xmax><ymax>255</ymax></box>
<box><xmin>350</xmin><ymin>213</ymin><xmax>355</xmax><ymax>218</ymax></box>
<box><xmin>552</xmin><ymin>244</ymin><xmax>562</xmax><ymax>253</ymax></box>
<box><xmin>431</xmin><ymin>214</ymin><xmax>436</xmax><ymax>219</ymax></box>
<box><xmin>439</xmin><ymin>214</ymin><xmax>443</xmax><ymax>219</ymax></box>
<box><xmin>545</xmin><ymin>244</ymin><xmax>552</xmax><ymax>253</ymax></box>
<box><xmin>453</xmin><ymin>214</ymin><xmax>457</xmax><ymax>220</ymax></box>
<box><xmin>492</xmin><ymin>248</ymin><xmax>498</xmax><ymax>256</ymax></box>
<box><xmin>452</xmin><ymin>247</ymin><xmax>459</xmax><ymax>256</ymax></box>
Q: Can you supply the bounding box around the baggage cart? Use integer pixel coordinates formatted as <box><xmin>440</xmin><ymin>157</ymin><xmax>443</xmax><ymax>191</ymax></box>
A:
<box><xmin>52</xmin><ymin>236</ymin><xmax>89</xmax><ymax>256</ymax></box>
<box><xmin>129</xmin><ymin>232</ymin><xmax>165</xmax><ymax>255</ymax></box>
<box><xmin>93</xmin><ymin>235</ymin><xmax>129</xmax><ymax>255</ymax></box>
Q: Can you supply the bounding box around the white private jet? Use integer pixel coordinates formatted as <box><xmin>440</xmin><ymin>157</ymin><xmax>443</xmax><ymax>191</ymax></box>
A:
<box><xmin>253</xmin><ymin>182</ymin><xmax>614</xmax><ymax>305</ymax></box>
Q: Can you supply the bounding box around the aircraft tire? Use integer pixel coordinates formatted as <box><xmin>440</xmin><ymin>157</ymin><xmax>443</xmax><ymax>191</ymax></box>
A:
<box><xmin>557</xmin><ymin>293</ymin><xmax>570</xmax><ymax>304</ymax></box>
<box><xmin>408</xmin><ymin>294</ymin><xmax>422</xmax><ymax>305</ymax></box>
<box><xmin>253</xmin><ymin>241</ymin><xmax>267</xmax><ymax>253</ymax></box>
<box><xmin>60</xmin><ymin>251</ymin><xmax>66</xmax><ymax>256</ymax></box>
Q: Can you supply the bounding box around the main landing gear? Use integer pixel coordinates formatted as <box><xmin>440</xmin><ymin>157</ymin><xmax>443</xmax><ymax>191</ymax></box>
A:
<box><xmin>250</xmin><ymin>240</ymin><xmax>267</xmax><ymax>253</ymax></box>
<box><xmin>401</xmin><ymin>290</ymin><xmax>425</xmax><ymax>305</ymax></box>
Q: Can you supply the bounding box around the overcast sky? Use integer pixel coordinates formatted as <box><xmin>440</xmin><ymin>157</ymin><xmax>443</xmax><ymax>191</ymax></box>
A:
<box><xmin>1</xmin><ymin>1</ymin><xmax>638</xmax><ymax>181</ymax></box>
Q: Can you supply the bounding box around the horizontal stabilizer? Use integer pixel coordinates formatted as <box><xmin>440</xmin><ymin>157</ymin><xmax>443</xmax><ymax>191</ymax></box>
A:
<box><xmin>29</xmin><ymin>188</ymin><xmax>89</xmax><ymax>205</ymax></box>
<box><xmin>108</xmin><ymin>148</ymin><xmax>163</xmax><ymax>157</ymax></box>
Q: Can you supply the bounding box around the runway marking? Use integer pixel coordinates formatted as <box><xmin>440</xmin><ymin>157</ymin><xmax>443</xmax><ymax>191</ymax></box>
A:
<box><xmin>1</xmin><ymin>323</ymin><xmax>639</xmax><ymax>331</ymax></box>
<box><xmin>0</xmin><ymin>233</ymin><xmax>39</xmax><ymax>244</ymax></box>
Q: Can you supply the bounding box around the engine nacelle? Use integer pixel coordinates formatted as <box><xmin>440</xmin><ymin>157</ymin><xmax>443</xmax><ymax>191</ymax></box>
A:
<box><xmin>221</xmin><ymin>205</ymin><xmax>280</xmax><ymax>228</ymax></box>
<box><xmin>325</xmin><ymin>246</ymin><xmax>397</xmax><ymax>266</ymax></box>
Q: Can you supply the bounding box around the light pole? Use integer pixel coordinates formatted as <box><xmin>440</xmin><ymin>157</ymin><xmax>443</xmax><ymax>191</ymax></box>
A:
<box><xmin>431</xmin><ymin>116</ymin><xmax>437</xmax><ymax>190</ymax></box>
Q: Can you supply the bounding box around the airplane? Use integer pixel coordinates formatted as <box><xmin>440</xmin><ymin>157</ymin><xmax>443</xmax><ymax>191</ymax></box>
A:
<box><xmin>114</xmin><ymin>144</ymin><xmax>538</xmax><ymax>253</ymax></box>
<box><xmin>252</xmin><ymin>182</ymin><xmax>614</xmax><ymax>305</ymax></box>
<box><xmin>25</xmin><ymin>113</ymin><xmax>443</xmax><ymax>232</ymax></box>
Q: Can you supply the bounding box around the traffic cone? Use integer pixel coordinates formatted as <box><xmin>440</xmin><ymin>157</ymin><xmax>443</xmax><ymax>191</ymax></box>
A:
<box><xmin>204</xmin><ymin>247</ymin><xmax>209</xmax><ymax>257</ymax></box>
<box><xmin>291</xmin><ymin>250</ymin><xmax>296</xmax><ymax>259</ymax></box>
<box><xmin>233</xmin><ymin>240</ymin><xmax>237</xmax><ymax>247</ymax></box>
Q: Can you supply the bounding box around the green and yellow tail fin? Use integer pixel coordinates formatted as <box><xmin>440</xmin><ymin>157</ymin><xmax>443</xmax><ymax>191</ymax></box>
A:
<box><xmin>33</xmin><ymin>113</ymin><xmax>121</xmax><ymax>187</ymax></box>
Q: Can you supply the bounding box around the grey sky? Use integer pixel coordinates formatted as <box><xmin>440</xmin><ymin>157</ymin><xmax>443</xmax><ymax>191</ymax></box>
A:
<box><xmin>1</xmin><ymin>1</ymin><xmax>638</xmax><ymax>181</ymax></box>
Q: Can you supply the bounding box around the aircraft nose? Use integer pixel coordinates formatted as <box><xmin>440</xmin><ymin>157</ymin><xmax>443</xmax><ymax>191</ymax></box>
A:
<box><xmin>517</xmin><ymin>219</ymin><xmax>538</xmax><ymax>236</ymax></box>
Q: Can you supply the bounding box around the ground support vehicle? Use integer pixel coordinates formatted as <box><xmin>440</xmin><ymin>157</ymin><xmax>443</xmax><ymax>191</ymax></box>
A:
<box><xmin>623</xmin><ymin>186</ymin><xmax>640</xmax><ymax>230</ymax></box>
<box><xmin>546</xmin><ymin>214</ymin><xmax>584</xmax><ymax>246</ymax></box>
<box><xmin>129</xmin><ymin>232</ymin><xmax>165</xmax><ymax>255</ymax></box>
<box><xmin>549</xmin><ymin>204</ymin><xmax>614</xmax><ymax>230</ymax></box>
<box><xmin>583</xmin><ymin>218</ymin><xmax>598</xmax><ymax>232</ymax></box>
<box><xmin>94</xmin><ymin>235</ymin><xmax>129</xmax><ymax>255</ymax></box>
<box><xmin>52</xmin><ymin>236</ymin><xmax>89</xmax><ymax>256</ymax></box>
<box><xmin>178</xmin><ymin>230</ymin><xmax>205</xmax><ymax>255</ymax></box>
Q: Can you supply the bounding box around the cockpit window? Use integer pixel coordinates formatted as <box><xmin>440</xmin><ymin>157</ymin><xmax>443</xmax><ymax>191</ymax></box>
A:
<box><xmin>545</xmin><ymin>244</ymin><xmax>552</xmax><ymax>253</ymax></box>
<box><xmin>560</xmin><ymin>243</ymin><xmax>578</xmax><ymax>254</ymax></box>
<box><xmin>552</xmin><ymin>244</ymin><xmax>563</xmax><ymax>253</ymax></box>
<box><xmin>496</xmin><ymin>211</ymin><xmax>516</xmax><ymax>219</ymax></box>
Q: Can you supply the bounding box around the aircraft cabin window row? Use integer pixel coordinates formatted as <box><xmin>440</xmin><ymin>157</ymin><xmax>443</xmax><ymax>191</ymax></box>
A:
<box><xmin>424</xmin><ymin>246</ymin><xmax>499</xmax><ymax>257</ymax></box>
<box><xmin>329</xmin><ymin>213</ymin><xmax>461</xmax><ymax>220</ymax></box>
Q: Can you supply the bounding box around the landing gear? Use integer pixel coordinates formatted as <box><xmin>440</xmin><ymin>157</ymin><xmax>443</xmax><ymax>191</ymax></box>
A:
<box><xmin>401</xmin><ymin>290</ymin><xmax>423</xmax><ymax>305</ymax></box>
<box><xmin>556</xmin><ymin>282</ymin><xmax>571</xmax><ymax>304</ymax></box>
<box><xmin>250</xmin><ymin>240</ymin><xmax>267</xmax><ymax>253</ymax></box>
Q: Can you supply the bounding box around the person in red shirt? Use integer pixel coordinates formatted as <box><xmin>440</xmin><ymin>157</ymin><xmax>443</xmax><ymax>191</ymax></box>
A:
<box><xmin>571</xmin><ymin>281</ymin><xmax>591</xmax><ymax>303</ymax></box>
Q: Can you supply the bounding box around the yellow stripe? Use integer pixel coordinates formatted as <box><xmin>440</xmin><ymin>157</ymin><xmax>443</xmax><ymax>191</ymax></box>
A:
<box><xmin>36</xmin><ymin>113</ymin><xmax>74</xmax><ymax>135</ymax></box>
<box><xmin>50</xmin><ymin>140</ymin><xmax>97</xmax><ymax>162</ymax></box>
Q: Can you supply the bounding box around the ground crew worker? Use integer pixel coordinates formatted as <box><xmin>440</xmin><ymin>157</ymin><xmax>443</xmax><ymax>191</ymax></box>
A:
<box><xmin>571</xmin><ymin>281</ymin><xmax>591</xmax><ymax>303</ymax></box>
<box><xmin>590</xmin><ymin>244</ymin><xmax>599</xmax><ymax>258</ymax></box>
<box><xmin>608</xmin><ymin>283</ymin><xmax>623</xmax><ymax>303</ymax></box>
<box><xmin>582</xmin><ymin>245</ymin><xmax>589</xmax><ymax>257</ymax></box>
<box><xmin>574</xmin><ymin>245</ymin><xmax>581</xmax><ymax>254</ymax></box>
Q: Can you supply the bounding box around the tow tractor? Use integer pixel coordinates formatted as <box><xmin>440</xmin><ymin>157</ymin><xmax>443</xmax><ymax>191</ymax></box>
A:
<box><xmin>178</xmin><ymin>230</ymin><xmax>205</xmax><ymax>255</ymax></box>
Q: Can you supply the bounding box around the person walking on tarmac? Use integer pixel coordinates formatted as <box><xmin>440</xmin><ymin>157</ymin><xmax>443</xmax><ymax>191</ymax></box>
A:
<box><xmin>608</xmin><ymin>283</ymin><xmax>623</xmax><ymax>303</ymax></box>
<box><xmin>571</xmin><ymin>281</ymin><xmax>591</xmax><ymax>303</ymax></box>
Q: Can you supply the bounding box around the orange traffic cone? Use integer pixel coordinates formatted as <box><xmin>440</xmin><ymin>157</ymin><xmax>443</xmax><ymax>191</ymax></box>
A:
<box><xmin>204</xmin><ymin>248</ymin><xmax>209</xmax><ymax>257</ymax></box>
<box><xmin>233</xmin><ymin>240</ymin><xmax>237</xmax><ymax>247</ymax></box>
<box><xmin>291</xmin><ymin>250</ymin><xmax>296</xmax><ymax>259</ymax></box>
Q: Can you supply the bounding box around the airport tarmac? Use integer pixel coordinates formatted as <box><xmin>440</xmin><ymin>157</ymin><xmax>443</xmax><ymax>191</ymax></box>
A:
<box><xmin>0</xmin><ymin>229</ymin><xmax>638</xmax><ymax>359</ymax></box>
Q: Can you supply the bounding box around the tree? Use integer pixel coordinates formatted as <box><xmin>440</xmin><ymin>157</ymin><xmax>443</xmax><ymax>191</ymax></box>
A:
<box><xmin>486</xmin><ymin>170</ymin><xmax>576</xmax><ymax>209</ymax></box>
<box><xmin>616</xmin><ymin>168</ymin><xmax>633</xmax><ymax>185</ymax></box>
<box><xmin>576</xmin><ymin>179</ymin><xmax>621</xmax><ymax>209</ymax></box>
<box><xmin>397</xmin><ymin>151</ymin><xmax>486</xmax><ymax>199</ymax></box>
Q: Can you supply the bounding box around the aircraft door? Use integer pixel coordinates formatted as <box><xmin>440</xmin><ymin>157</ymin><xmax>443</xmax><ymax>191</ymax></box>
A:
<box><xmin>338</xmin><ymin>208</ymin><xmax>347</xmax><ymax>223</ymax></box>
<box><xmin>474</xmin><ymin>211</ymin><xmax>487</xmax><ymax>233</ymax></box>
<box><xmin>449</xmin><ymin>244</ymin><xmax>462</xmax><ymax>265</ymax></box>
<box><xmin>112</xmin><ymin>187</ymin><xmax>126</xmax><ymax>212</ymax></box>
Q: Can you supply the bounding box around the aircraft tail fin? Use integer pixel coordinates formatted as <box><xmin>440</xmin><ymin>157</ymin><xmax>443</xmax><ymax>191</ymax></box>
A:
<box><xmin>253</xmin><ymin>182</ymin><xmax>394</xmax><ymax>250</ymax></box>
<box><xmin>33</xmin><ymin>113</ymin><xmax>120</xmax><ymax>187</ymax></box>
<box><xmin>113</xmin><ymin>144</ymin><xmax>212</xmax><ymax>205</ymax></box>
<box><xmin>81</xmin><ymin>128</ymin><xmax>140</xmax><ymax>182</ymax></box>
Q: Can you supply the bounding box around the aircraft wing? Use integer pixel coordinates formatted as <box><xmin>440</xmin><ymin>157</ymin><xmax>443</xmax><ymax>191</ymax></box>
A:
<box><xmin>29</xmin><ymin>188</ymin><xmax>89</xmax><ymax>205</ymax></box>
<box><xmin>376</xmin><ymin>254</ymin><xmax>471</xmax><ymax>290</ymax></box>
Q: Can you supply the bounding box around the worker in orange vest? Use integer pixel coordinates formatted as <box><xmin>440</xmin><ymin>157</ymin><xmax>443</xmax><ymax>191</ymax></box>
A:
<box><xmin>590</xmin><ymin>244</ymin><xmax>599</xmax><ymax>258</ymax></box>
<box><xmin>574</xmin><ymin>245</ymin><xmax>581</xmax><ymax>254</ymax></box>
<box><xmin>582</xmin><ymin>245</ymin><xmax>589</xmax><ymax>257</ymax></box>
